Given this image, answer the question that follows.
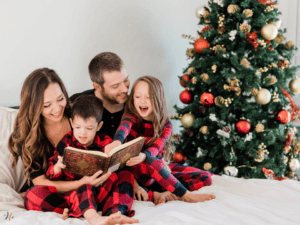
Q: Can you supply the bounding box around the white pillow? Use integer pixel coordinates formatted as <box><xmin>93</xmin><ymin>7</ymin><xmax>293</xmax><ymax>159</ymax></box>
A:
<box><xmin>0</xmin><ymin>107</ymin><xmax>26</xmax><ymax>192</ymax></box>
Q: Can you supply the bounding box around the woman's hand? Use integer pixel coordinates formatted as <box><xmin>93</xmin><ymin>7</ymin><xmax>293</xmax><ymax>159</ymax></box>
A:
<box><xmin>126</xmin><ymin>153</ymin><xmax>146</xmax><ymax>166</ymax></box>
<box><xmin>53</xmin><ymin>156</ymin><xmax>66</xmax><ymax>175</ymax></box>
<box><xmin>81</xmin><ymin>170</ymin><xmax>112</xmax><ymax>187</ymax></box>
<box><xmin>134</xmin><ymin>179</ymin><xmax>148</xmax><ymax>201</ymax></box>
<box><xmin>104</xmin><ymin>140</ymin><xmax>122</xmax><ymax>155</ymax></box>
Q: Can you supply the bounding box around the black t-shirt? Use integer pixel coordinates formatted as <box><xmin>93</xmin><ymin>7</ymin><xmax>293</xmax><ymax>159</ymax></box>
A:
<box><xmin>70</xmin><ymin>89</ymin><xmax>124</xmax><ymax>139</ymax></box>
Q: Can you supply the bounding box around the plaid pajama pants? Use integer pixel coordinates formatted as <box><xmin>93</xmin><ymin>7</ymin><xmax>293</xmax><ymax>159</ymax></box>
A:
<box><xmin>24</xmin><ymin>169</ymin><xmax>135</xmax><ymax>217</ymax></box>
<box><xmin>131</xmin><ymin>156</ymin><xmax>212</xmax><ymax>201</ymax></box>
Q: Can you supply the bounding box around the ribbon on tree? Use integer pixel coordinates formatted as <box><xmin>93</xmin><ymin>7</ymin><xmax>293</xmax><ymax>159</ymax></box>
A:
<box><xmin>279</xmin><ymin>86</ymin><xmax>300</xmax><ymax>122</ymax></box>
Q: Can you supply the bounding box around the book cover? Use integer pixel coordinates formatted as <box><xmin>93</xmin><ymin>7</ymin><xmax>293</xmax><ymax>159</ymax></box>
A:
<box><xmin>62</xmin><ymin>136</ymin><xmax>146</xmax><ymax>176</ymax></box>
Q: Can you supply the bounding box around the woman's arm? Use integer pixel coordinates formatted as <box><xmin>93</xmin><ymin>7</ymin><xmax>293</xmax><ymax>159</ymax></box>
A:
<box><xmin>144</xmin><ymin>120</ymin><xmax>172</xmax><ymax>158</ymax></box>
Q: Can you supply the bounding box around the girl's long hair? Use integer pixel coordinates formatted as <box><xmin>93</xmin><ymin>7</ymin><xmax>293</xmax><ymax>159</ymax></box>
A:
<box><xmin>8</xmin><ymin>68</ymin><xmax>70</xmax><ymax>183</ymax></box>
<box><xmin>124</xmin><ymin>76</ymin><xmax>173</xmax><ymax>161</ymax></box>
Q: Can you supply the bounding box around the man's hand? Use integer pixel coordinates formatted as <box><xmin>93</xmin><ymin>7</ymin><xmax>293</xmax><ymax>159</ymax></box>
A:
<box><xmin>81</xmin><ymin>170</ymin><xmax>112</xmax><ymax>187</ymax></box>
<box><xmin>126</xmin><ymin>153</ymin><xmax>146</xmax><ymax>166</ymax></box>
<box><xmin>134</xmin><ymin>178</ymin><xmax>148</xmax><ymax>201</ymax></box>
<box><xmin>104</xmin><ymin>140</ymin><xmax>122</xmax><ymax>155</ymax></box>
<box><xmin>53</xmin><ymin>156</ymin><xmax>66</xmax><ymax>175</ymax></box>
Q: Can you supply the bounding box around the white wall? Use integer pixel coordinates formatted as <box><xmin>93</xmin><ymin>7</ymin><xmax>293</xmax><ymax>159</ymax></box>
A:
<box><xmin>0</xmin><ymin>0</ymin><xmax>299</xmax><ymax>135</ymax></box>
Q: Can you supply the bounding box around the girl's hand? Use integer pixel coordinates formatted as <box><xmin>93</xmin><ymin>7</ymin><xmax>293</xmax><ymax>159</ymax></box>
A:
<box><xmin>104</xmin><ymin>140</ymin><xmax>122</xmax><ymax>155</ymax></box>
<box><xmin>126</xmin><ymin>153</ymin><xmax>146</xmax><ymax>166</ymax></box>
<box><xmin>81</xmin><ymin>170</ymin><xmax>112</xmax><ymax>187</ymax></box>
<box><xmin>134</xmin><ymin>179</ymin><xmax>148</xmax><ymax>201</ymax></box>
<box><xmin>53</xmin><ymin>156</ymin><xmax>66</xmax><ymax>175</ymax></box>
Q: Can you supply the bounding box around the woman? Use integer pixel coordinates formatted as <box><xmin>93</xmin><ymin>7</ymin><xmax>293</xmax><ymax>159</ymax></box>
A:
<box><xmin>8</xmin><ymin>68</ymin><xmax>138</xmax><ymax>225</ymax></box>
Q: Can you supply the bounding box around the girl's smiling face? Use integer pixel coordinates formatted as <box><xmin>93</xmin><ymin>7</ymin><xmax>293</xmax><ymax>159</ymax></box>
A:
<box><xmin>133</xmin><ymin>81</ymin><xmax>153</xmax><ymax>121</ymax></box>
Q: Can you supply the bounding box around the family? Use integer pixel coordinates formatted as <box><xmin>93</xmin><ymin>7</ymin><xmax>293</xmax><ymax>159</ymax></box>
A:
<box><xmin>8</xmin><ymin>52</ymin><xmax>215</xmax><ymax>225</ymax></box>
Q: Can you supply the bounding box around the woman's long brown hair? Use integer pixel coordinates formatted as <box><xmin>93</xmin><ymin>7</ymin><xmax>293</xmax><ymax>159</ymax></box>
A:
<box><xmin>8</xmin><ymin>68</ymin><xmax>70</xmax><ymax>183</ymax></box>
<box><xmin>124</xmin><ymin>76</ymin><xmax>173</xmax><ymax>161</ymax></box>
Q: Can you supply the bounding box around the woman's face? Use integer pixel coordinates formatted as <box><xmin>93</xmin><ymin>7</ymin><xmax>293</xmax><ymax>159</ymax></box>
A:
<box><xmin>41</xmin><ymin>83</ymin><xmax>67</xmax><ymax>124</ymax></box>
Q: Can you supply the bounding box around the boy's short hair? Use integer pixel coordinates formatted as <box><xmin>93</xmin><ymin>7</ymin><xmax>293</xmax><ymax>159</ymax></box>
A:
<box><xmin>71</xmin><ymin>95</ymin><xmax>104</xmax><ymax>124</ymax></box>
<box><xmin>88</xmin><ymin>52</ymin><xmax>124</xmax><ymax>87</ymax></box>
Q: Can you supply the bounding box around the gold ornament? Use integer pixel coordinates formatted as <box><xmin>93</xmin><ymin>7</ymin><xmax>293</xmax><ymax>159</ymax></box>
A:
<box><xmin>274</xmin><ymin>34</ymin><xmax>284</xmax><ymax>44</ymax></box>
<box><xmin>186</xmin><ymin>48</ymin><xmax>194</xmax><ymax>57</ymax></box>
<box><xmin>227</xmin><ymin>4</ymin><xmax>238</xmax><ymax>14</ymax></box>
<box><xmin>214</xmin><ymin>96</ymin><xmax>223</xmax><ymax>107</ymax></box>
<box><xmin>212</xmin><ymin>64</ymin><xmax>217</xmax><ymax>73</ymax></box>
<box><xmin>255</xmin><ymin>124</ymin><xmax>264</xmax><ymax>133</ymax></box>
<box><xmin>195</xmin><ymin>5</ymin><xmax>205</xmax><ymax>19</ymax></box>
<box><xmin>240</xmin><ymin>58</ymin><xmax>249</xmax><ymax>68</ymax></box>
<box><xmin>251</xmin><ymin>88</ymin><xmax>258</xmax><ymax>96</ymax></box>
<box><xmin>255</xmin><ymin>88</ymin><xmax>271</xmax><ymax>105</ymax></box>
<box><xmin>181</xmin><ymin>113</ymin><xmax>195</xmax><ymax>128</ymax></box>
<box><xmin>182</xmin><ymin>34</ymin><xmax>196</xmax><ymax>41</ymax></box>
<box><xmin>261</xmin><ymin>24</ymin><xmax>278</xmax><ymax>40</ymax></box>
<box><xmin>257</xmin><ymin>39</ymin><xmax>267</xmax><ymax>47</ymax></box>
<box><xmin>243</xmin><ymin>9</ymin><xmax>253</xmax><ymax>18</ymax></box>
<box><xmin>293</xmin><ymin>143</ymin><xmax>300</xmax><ymax>155</ymax></box>
<box><xmin>200</xmin><ymin>126</ymin><xmax>209</xmax><ymax>135</ymax></box>
<box><xmin>255</xmin><ymin>143</ymin><xmax>269</xmax><ymax>162</ymax></box>
<box><xmin>272</xmin><ymin>92</ymin><xmax>279</xmax><ymax>102</ymax></box>
<box><xmin>285</xmin><ymin>41</ymin><xmax>294</xmax><ymax>50</ymax></box>
<box><xmin>191</xmin><ymin>77</ymin><xmax>197</xmax><ymax>84</ymax></box>
<box><xmin>200</xmin><ymin>73</ymin><xmax>209</xmax><ymax>82</ymax></box>
<box><xmin>255</xmin><ymin>67</ymin><xmax>268</xmax><ymax>75</ymax></box>
<box><xmin>289</xmin><ymin>77</ymin><xmax>300</xmax><ymax>94</ymax></box>
<box><xmin>211</xmin><ymin>45</ymin><xmax>226</xmax><ymax>54</ymax></box>
<box><xmin>265</xmin><ymin>5</ymin><xmax>275</xmax><ymax>12</ymax></box>
<box><xmin>187</xmin><ymin>67</ymin><xmax>196</xmax><ymax>75</ymax></box>
<box><xmin>239</xmin><ymin>23</ymin><xmax>251</xmax><ymax>33</ymax></box>
<box><xmin>284</xmin><ymin>156</ymin><xmax>288</xmax><ymax>164</ymax></box>
<box><xmin>203</xmin><ymin>162</ymin><xmax>212</xmax><ymax>171</ymax></box>
<box><xmin>267</xmin><ymin>74</ymin><xmax>277</xmax><ymax>85</ymax></box>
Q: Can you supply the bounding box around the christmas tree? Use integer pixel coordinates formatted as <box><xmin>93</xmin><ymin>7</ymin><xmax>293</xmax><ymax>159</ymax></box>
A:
<box><xmin>172</xmin><ymin>0</ymin><xmax>300</xmax><ymax>179</ymax></box>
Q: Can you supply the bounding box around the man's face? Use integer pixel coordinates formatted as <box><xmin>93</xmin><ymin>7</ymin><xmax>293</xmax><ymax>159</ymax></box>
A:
<box><xmin>99</xmin><ymin>68</ymin><xmax>130</xmax><ymax>104</ymax></box>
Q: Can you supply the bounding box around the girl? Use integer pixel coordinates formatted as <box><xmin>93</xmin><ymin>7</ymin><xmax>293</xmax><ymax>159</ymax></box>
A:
<box><xmin>8</xmin><ymin>68</ymin><xmax>138</xmax><ymax>225</ymax></box>
<box><xmin>105</xmin><ymin>76</ymin><xmax>215</xmax><ymax>204</ymax></box>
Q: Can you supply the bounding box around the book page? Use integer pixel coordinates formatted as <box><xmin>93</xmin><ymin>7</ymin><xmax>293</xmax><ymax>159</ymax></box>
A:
<box><xmin>108</xmin><ymin>136</ymin><xmax>145</xmax><ymax>156</ymax></box>
<box><xmin>65</xmin><ymin>146</ymin><xmax>108</xmax><ymax>158</ymax></box>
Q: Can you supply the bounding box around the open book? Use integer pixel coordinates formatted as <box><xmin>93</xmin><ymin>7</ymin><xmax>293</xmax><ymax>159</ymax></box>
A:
<box><xmin>62</xmin><ymin>136</ymin><xmax>146</xmax><ymax>176</ymax></box>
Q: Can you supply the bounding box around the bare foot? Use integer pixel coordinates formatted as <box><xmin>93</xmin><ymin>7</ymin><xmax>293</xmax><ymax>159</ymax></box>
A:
<box><xmin>114</xmin><ymin>214</ymin><xmax>139</xmax><ymax>224</ymax></box>
<box><xmin>182</xmin><ymin>191</ymin><xmax>215</xmax><ymax>203</ymax></box>
<box><xmin>153</xmin><ymin>191</ymin><xmax>181</xmax><ymax>205</ymax></box>
<box><xmin>86</xmin><ymin>211</ymin><xmax>122</xmax><ymax>225</ymax></box>
<box><xmin>62</xmin><ymin>208</ymin><xmax>69</xmax><ymax>220</ymax></box>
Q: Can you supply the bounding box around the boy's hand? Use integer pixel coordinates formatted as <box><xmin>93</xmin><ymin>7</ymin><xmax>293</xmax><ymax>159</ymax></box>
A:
<box><xmin>53</xmin><ymin>155</ymin><xmax>66</xmax><ymax>175</ymax></box>
<box><xmin>134</xmin><ymin>178</ymin><xmax>148</xmax><ymax>201</ymax></box>
<box><xmin>81</xmin><ymin>170</ymin><xmax>112</xmax><ymax>187</ymax></box>
<box><xmin>126</xmin><ymin>153</ymin><xmax>146</xmax><ymax>166</ymax></box>
<box><xmin>104</xmin><ymin>140</ymin><xmax>121</xmax><ymax>155</ymax></box>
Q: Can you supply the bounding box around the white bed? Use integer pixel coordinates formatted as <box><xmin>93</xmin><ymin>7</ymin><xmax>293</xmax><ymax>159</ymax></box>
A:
<box><xmin>1</xmin><ymin>107</ymin><xmax>300</xmax><ymax>225</ymax></box>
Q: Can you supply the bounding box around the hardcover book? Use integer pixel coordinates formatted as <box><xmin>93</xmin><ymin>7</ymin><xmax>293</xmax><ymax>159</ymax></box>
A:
<box><xmin>62</xmin><ymin>136</ymin><xmax>146</xmax><ymax>176</ymax></box>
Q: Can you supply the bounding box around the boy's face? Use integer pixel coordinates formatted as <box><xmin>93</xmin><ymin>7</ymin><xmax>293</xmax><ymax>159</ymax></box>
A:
<box><xmin>70</xmin><ymin>115</ymin><xmax>103</xmax><ymax>147</ymax></box>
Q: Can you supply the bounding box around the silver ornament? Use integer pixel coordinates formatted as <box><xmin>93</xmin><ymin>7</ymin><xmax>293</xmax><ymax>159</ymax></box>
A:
<box><xmin>195</xmin><ymin>6</ymin><xmax>205</xmax><ymax>19</ymax></box>
<box><xmin>224</xmin><ymin>166</ymin><xmax>238</xmax><ymax>176</ymax></box>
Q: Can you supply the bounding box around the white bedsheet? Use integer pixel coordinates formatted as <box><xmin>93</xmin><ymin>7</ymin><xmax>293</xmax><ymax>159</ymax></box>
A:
<box><xmin>1</xmin><ymin>175</ymin><xmax>300</xmax><ymax>225</ymax></box>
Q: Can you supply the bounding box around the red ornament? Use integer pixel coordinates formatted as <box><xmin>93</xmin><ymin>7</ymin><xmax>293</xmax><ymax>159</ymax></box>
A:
<box><xmin>194</xmin><ymin>38</ymin><xmax>210</xmax><ymax>54</ymax></box>
<box><xmin>235</xmin><ymin>120</ymin><xmax>251</xmax><ymax>134</ymax></box>
<box><xmin>200</xmin><ymin>92</ymin><xmax>214</xmax><ymax>106</ymax></box>
<box><xmin>180</xmin><ymin>90</ymin><xmax>193</xmax><ymax>104</ymax></box>
<box><xmin>275</xmin><ymin>110</ymin><xmax>291</xmax><ymax>124</ymax></box>
<box><xmin>180</xmin><ymin>74</ymin><xmax>190</xmax><ymax>88</ymax></box>
<box><xmin>173</xmin><ymin>152</ymin><xmax>187</xmax><ymax>164</ymax></box>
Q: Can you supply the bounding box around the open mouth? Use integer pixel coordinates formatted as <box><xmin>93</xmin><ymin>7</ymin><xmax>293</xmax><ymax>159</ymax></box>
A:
<box><xmin>139</xmin><ymin>106</ymin><xmax>148</xmax><ymax>113</ymax></box>
<box><xmin>52</xmin><ymin>111</ymin><xmax>62</xmax><ymax>118</ymax></box>
<box><xmin>79</xmin><ymin>137</ymin><xmax>87</xmax><ymax>142</ymax></box>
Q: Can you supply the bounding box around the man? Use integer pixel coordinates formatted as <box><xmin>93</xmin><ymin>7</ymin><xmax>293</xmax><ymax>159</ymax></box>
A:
<box><xmin>70</xmin><ymin>52</ymin><xmax>130</xmax><ymax>139</ymax></box>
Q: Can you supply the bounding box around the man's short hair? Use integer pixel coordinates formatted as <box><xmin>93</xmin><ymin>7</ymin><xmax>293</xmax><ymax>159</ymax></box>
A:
<box><xmin>71</xmin><ymin>95</ymin><xmax>104</xmax><ymax>124</ymax></box>
<box><xmin>88</xmin><ymin>52</ymin><xmax>124</xmax><ymax>86</ymax></box>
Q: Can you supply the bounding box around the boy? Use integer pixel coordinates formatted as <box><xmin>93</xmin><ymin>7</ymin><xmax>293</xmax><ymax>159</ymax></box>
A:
<box><xmin>46</xmin><ymin>95</ymin><xmax>138</xmax><ymax>225</ymax></box>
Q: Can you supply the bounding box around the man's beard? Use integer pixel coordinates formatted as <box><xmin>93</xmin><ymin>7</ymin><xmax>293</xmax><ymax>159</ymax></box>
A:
<box><xmin>101</xmin><ymin>88</ymin><xmax>128</xmax><ymax>104</ymax></box>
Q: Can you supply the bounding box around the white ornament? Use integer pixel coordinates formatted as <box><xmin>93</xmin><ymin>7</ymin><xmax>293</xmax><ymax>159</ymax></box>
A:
<box><xmin>195</xmin><ymin>6</ymin><xmax>205</xmax><ymax>19</ymax></box>
<box><xmin>289</xmin><ymin>158</ymin><xmax>300</xmax><ymax>171</ymax></box>
<box><xmin>229</xmin><ymin>30</ymin><xmax>237</xmax><ymax>41</ymax></box>
<box><xmin>217</xmin><ymin>129</ymin><xmax>230</xmax><ymax>138</ymax></box>
<box><xmin>224</xmin><ymin>166</ymin><xmax>238</xmax><ymax>176</ymax></box>
<box><xmin>213</xmin><ymin>0</ymin><xmax>223</xmax><ymax>6</ymax></box>
<box><xmin>244</xmin><ymin>132</ymin><xmax>253</xmax><ymax>142</ymax></box>
<box><xmin>209</xmin><ymin>113</ymin><xmax>217</xmax><ymax>121</ymax></box>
